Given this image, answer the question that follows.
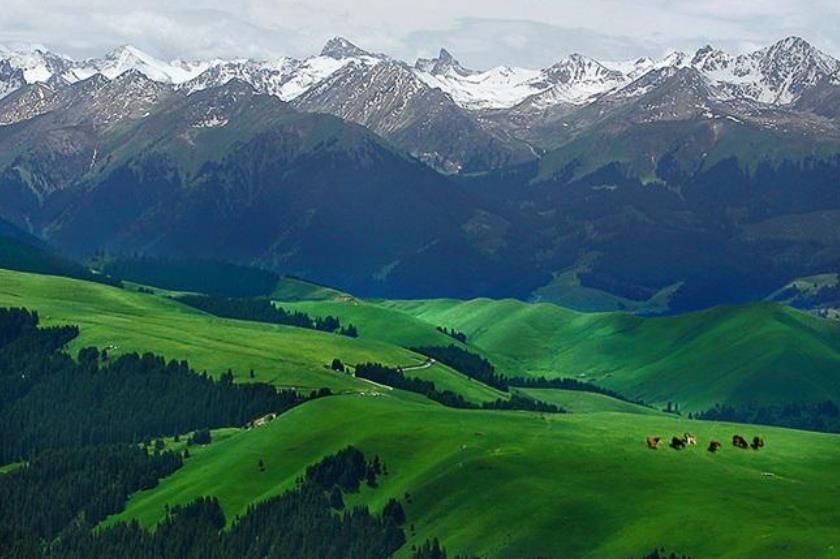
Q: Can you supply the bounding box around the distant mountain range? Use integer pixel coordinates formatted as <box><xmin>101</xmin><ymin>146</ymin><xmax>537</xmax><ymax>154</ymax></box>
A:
<box><xmin>4</xmin><ymin>36</ymin><xmax>838</xmax><ymax>109</ymax></box>
<box><xmin>2</xmin><ymin>36</ymin><xmax>840</xmax><ymax>172</ymax></box>
<box><xmin>0</xmin><ymin>36</ymin><xmax>839</xmax><ymax>312</ymax></box>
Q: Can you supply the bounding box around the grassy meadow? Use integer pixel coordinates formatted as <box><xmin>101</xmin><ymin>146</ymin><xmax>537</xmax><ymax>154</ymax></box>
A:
<box><xmin>3</xmin><ymin>268</ymin><xmax>840</xmax><ymax>558</ymax></box>
<box><xmin>112</xmin><ymin>393</ymin><xmax>840</xmax><ymax>559</ymax></box>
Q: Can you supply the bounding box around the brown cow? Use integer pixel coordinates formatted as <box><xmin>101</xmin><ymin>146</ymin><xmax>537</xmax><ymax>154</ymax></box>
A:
<box><xmin>707</xmin><ymin>440</ymin><xmax>722</xmax><ymax>453</ymax></box>
<box><xmin>751</xmin><ymin>436</ymin><xmax>765</xmax><ymax>450</ymax></box>
<box><xmin>646</xmin><ymin>436</ymin><xmax>662</xmax><ymax>449</ymax></box>
<box><xmin>732</xmin><ymin>434</ymin><xmax>749</xmax><ymax>449</ymax></box>
<box><xmin>670</xmin><ymin>436</ymin><xmax>686</xmax><ymax>450</ymax></box>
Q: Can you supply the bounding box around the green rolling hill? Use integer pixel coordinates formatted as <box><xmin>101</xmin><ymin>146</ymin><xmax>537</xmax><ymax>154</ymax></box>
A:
<box><xmin>111</xmin><ymin>393</ymin><xmax>840</xmax><ymax>559</ymax></box>
<box><xmin>2</xmin><ymin>267</ymin><xmax>840</xmax><ymax>558</ymax></box>
<box><xmin>0</xmin><ymin>269</ymin><xmax>468</xmax><ymax>395</ymax></box>
<box><xmin>379</xmin><ymin>298</ymin><xmax>840</xmax><ymax>411</ymax></box>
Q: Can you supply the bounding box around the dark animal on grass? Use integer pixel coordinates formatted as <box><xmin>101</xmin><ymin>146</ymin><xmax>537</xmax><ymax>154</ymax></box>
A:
<box><xmin>670</xmin><ymin>436</ymin><xmax>686</xmax><ymax>450</ymax></box>
<box><xmin>751</xmin><ymin>436</ymin><xmax>765</xmax><ymax>450</ymax></box>
<box><xmin>646</xmin><ymin>436</ymin><xmax>662</xmax><ymax>449</ymax></box>
<box><xmin>707</xmin><ymin>440</ymin><xmax>722</xmax><ymax>453</ymax></box>
<box><xmin>732</xmin><ymin>435</ymin><xmax>749</xmax><ymax>449</ymax></box>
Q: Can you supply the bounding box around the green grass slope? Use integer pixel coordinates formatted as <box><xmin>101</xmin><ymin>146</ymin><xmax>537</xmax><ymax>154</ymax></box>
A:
<box><xmin>516</xmin><ymin>388</ymin><xmax>663</xmax><ymax>415</ymax></box>
<box><xmin>276</xmin><ymin>297</ymin><xmax>460</xmax><ymax>348</ymax></box>
<box><xmin>276</xmin><ymin>297</ymin><xmax>508</xmax><ymax>403</ymax></box>
<box><xmin>113</xmin><ymin>394</ymin><xmax>840</xmax><ymax>559</ymax></box>
<box><xmin>0</xmin><ymin>268</ymin><xmax>430</xmax><ymax>393</ymax></box>
<box><xmin>0</xmin><ymin>268</ymin><xmax>504</xmax><ymax>404</ymax></box>
<box><xmin>271</xmin><ymin>276</ymin><xmax>352</xmax><ymax>302</ymax></box>
<box><xmin>380</xmin><ymin>298</ymin><xmax>840</xmax><ymax>411</ymax></box>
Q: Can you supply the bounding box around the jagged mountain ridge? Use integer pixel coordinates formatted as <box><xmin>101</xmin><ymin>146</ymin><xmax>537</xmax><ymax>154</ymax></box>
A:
<box><xmin>2</xmin><ymin>35</ymin><xmax>838</xmax><ymax>113</ymax></box>
<box><xmin>0</xmin><ymin>77</ymin><xmax>531</xmax><ymax>298</ymax></box>
<box><xmin>1</xmin><ymin>36</ymin><xmax>839</xmax><ymax>173</ymax></box>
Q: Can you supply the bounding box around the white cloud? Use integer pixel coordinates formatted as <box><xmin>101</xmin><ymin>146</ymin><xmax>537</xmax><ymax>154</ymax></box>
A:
<box><xmin>0</xmin><ymin>0</ymin><xmax>837</xmax><ymax>67</ymax></box>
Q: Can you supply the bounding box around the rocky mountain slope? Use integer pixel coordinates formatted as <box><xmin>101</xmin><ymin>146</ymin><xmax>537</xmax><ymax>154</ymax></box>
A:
<box><xmin>2</xmin><ymin>36</ymin><xmax>838</xmax><ymax>173</ymax></box>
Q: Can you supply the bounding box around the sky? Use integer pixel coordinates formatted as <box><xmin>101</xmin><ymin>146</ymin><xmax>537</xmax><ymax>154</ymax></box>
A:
<box><xmin>1</xmin><ymin>0</ymin><xmax>839</xmax><ymax>68</ymax></box>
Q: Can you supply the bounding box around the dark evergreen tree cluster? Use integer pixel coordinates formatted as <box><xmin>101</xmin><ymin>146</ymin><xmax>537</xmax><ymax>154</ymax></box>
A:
<box><xmin>102</xmin><ymin>258</ymin><xmax>279</xmax><ymax>297</ymax></box>
<box><xmin>0</xmin><ymin>445</ymin><xmax>182</xmax><ymax>554</ymax></box>
<box><xmin>412</xmin><ymin>539</ymin><xmax>448</xmax><ymax>559</ymax></box>
<box><xmin>636</xmin><ymin>548</ymin><xmax>692</xmax><ymax>559</ymax></box>
<box><xmin>0</xmin><ymin>349</ymin><xmax>304</xmax><ymax>462</ymax></box>
<box><xmin>0</xmin><ymin>235</ymin><xmax>121</xmax><ymax>289</ymax></box>
<box><xmin>694</xmin><ymin>401</ymin><xmax>840</xmax><ymax>434</ymax></box>
<box><xmin>409</xmin><ymin>344</ymin><xmax>642</xmax><ymax>408</ymax></box>
<box><xmin>354</xmin><ymin>362</ymin><xmax>475</xmax><ymax>409</ymax></box>
<box><xmin>0</xmin><ymin>307</ymin><xmax>40</xmax><ymax>346</ymax></box>
<box><xmin>44</xmin><ymin>449</ymin><xmax>408</xmax><ymax>559</ymax></box>
<box><xmin>353</xmin><ymin>363</ymin><xmax>563</xmax><ymax>413</ymax></box>
<box><xmin>412</xmin><ymin>345</ymin><xmax>506</xmax><ymax>390</ymax></box>
<box><xmin>176</xmin><ymin>295</ymin><xmax>358</xmax><ymax>337</ymax></box>
<box><xmin>663</xmin><ymin>401</ymin><xmax>682</xmax><ymax>415</ymax></box>
<box><xmin>0</xmin><ymin>309</ymin><xmax>306</xmax><ymax>462</ymax></box>
<box><xmin>304</xmin><ymin>446</ymin><xmax>383</xmax><ymax>491</ymax></box>
<box><xmin>410</xmin><ymin>539</ymin><xmax>479</xmax><ymax>559</ymax></box>
<box><xmin>506</xmin><ymin>375</ymin><xmax>648</xmax><ymax>407</ymax></box>
<box><xmin>188</xmin><ymin>429</ymin><xmax>212</xmax><ymax>446</ymax></box>
<box><xmin>482</xmin><ymin>394</ymin><xmax>562</xmax><ymax>413</ymax></box>
<box><xmin>435</xmin><ymin>326</ymin><xmax>467</xmax><ymax>343</ymax></box>
<box><xmin>340</xmin><ymin>324</ymin><xmax>359</xmax><ymax>338</ymax></box>
<box><xmin>0</xmin><ymin>311</ymin><xmax>79</xmax><ymax>409</ymax></box>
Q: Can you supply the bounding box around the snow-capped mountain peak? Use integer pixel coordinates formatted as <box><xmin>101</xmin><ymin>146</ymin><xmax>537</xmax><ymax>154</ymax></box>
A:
<box><xmin>511</xmin><ymin>54</ymin><xmax>630</xmax><ymax>109</ymax></box>
<box><xmin>320</xmin><ymin>37</ymin><xmax>370</xmax><ymax>59</ymax></box>
<box><xmin>679</xmin><ymin>36</ymin><xmax>840</xmax><ymax>105</ymax></box>
<box><xmin>0</xmin><ymin>36</ymin><xmax>838</xmax><ymax>113</ymax></box>
<box><xmin>0</xmin><ymin>46</ymin><xmax>72</xmax><ymax>84</ymax></box>
<box><xmin>415</xmin><ymin>48</ymin><xmax>476</xmax><ymax>77</ymax></box>
<box><xmin>752</xmin><ymin>36</ymin><xmax>840</xmax><ymax>100</ymax></box>
<box><xmin>540</xmin><ymin>53</ymin><xmax>624</xmax><ymax>85</ymax></box>
<box><xmin>691</xmin><ymin>45</ymin><xmax>727</xmax><ymax>70</ymax></box>
<box><xmin>660</xmin><ymin>51</ymin><xmax>691</xmax><ymax>69</ymax></box>
<box><xmin>71</xmin><ymin>45</ymin><xmax>210</xmax><ymax>84</ymax></box>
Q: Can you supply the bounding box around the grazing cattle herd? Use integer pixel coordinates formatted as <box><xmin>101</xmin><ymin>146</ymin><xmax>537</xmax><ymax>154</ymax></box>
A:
<box><xmin>646</xmin><ymin>432</ymin><xmax>765</xmax><ymax>452</ymax></box>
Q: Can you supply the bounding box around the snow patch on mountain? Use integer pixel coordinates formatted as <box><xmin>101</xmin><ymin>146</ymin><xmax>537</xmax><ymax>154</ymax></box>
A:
<box><xmin>69</xmin><ymin>45</ymin><xmax>211</xmax><ymax>84</ymax></box>
<box><xmin>414</xmin><ymin>50</ymin><xmax>627</xmax><ymax>110</ymax></box>
<box><xmin>180</xmin><ymin>52</ymin><xmax>382</xmax><ymax>101</ymax></box>
<box><xmin>416</xmin><ymin>63</ymin><xmax>543</xmax><ymax>110</ymax></box>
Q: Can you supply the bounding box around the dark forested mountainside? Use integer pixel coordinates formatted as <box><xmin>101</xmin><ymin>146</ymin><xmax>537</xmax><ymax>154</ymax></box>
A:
<box><xmin>0</xmin><ymin>445</ymin><xmax>182</xmax><ymax>552</ymax></box>
<box><xmin>101</xmin><ymin>258</ymin><xmax>280</xmax><ymax>297</ymax></box>
<box><xmin>0</xmin><ymin>221</ymin><xmax>119</xmax><ymax>287</ymax></box>
<box><xmin>0</xmin><ymin>44</ymin><xmax>839</xmax><ymax>309</ymax></box>
<box><xmin>0</xmin><ymin>307</ymin><xmax>299</xmax><ymax>556</ymax></box>
<box><xmin>460</xmin><ymin>150</ymin><xmax>840</xmax><ymax>312</ymax></box>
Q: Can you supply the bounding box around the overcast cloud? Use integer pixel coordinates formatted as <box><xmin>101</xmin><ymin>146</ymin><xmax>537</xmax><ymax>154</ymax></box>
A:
<box><xmin>1</xmin><ymin>0</ymin><xmax>839</xmax><ymax>68</ymax></box>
